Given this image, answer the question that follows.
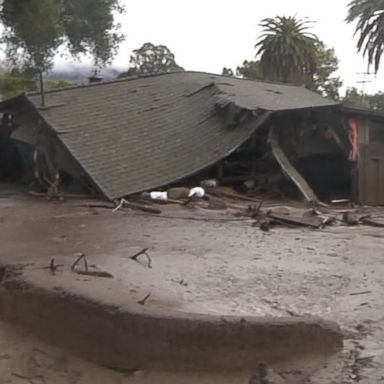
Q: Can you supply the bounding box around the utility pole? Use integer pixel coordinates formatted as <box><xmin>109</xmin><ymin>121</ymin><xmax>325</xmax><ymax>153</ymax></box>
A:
<box><xmin>356</xmin><ymin>73</ymin><xmax>371</xmax><ymax>104</ymax></box>
<box><xmin>356</xmin><ymin>62</ymin><xmax>373</xmax><ymax>104</ymax></box>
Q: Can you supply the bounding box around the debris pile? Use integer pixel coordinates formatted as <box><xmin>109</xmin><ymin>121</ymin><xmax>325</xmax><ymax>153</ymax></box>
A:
<box><xmin>244</xmin><ymin>202</ymin><xmax>384</xmax><ymax>232</ymax></box>
<box><xmin>99</xmin><ymin>178</ymin><xmax>384</xmax><ymax>232</ymax></box>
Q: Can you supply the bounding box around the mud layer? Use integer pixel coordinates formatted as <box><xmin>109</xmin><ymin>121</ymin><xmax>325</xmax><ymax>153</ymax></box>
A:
<box><xmin>0</xmin><ymin>266</ymin><xmax>341</xmax><ymax>371</ymax></box>
<box><xmin>0</xmin><ymin>194</ymin><xmax>383</xmax><ymax>382</ymax></box>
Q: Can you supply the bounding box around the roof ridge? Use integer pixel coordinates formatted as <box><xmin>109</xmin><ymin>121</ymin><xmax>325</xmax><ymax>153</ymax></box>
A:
<box><xmin>24</xmin><ymin>70</ymin><xmax>309</xmax><ymax>98</ymax></box>
<box><xmin>25</xmin><ymin>71</ymin><xmax>181</xmax><ymax>96</ymax></box>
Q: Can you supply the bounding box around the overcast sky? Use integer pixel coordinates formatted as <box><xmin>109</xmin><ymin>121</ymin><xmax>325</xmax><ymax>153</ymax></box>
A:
<box><xmin>102</xmin><ymin>0</ymin><xmax>382</xmax><ymax>95</ymax></box>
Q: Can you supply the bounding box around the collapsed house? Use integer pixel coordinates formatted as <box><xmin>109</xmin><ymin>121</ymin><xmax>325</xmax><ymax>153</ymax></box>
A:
<box><xmin>0</xmin><ymin>71</ymin><xmax>383</xmax><ymax>204</ymax></box>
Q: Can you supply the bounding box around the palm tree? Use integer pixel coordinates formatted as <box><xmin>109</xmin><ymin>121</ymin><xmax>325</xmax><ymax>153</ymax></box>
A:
<box><xmin>255</xmin><ymin>16</ymin><xmax>318</xmax><ymax>85</ymax></box>
<box><xmin>346</xmin><ymin>0</ymin><xmax>384</xmax><ymax>73</ymax></box>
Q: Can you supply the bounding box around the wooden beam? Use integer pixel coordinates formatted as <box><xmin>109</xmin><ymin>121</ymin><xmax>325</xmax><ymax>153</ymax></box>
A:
<box><xmin>268</xmin><ymin>126</ymin><xmax>319</xmax><ymax>203</ymax></box>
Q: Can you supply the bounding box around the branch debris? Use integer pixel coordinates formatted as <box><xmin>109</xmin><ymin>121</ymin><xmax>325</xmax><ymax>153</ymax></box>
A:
<box><xmin>71</xmin><ymin>253</ymin><xmax>113</xmax><ymax>278</ymax></box>
<box><xmin>71</xmin><ymin>252</ymin><xmax>88</xmax><ymax>271</ymax></box>
<box><xmin>113</xmin><ymin>198</ymin><xmax>161</xmax><ymax>214</ymax></box>
<box><xmin>129</xmin><ymin>248</ymin><xmax>152</xmax><ymax>268</ymax></box>
<box><xmin>40</xmin><ymin>258</ymin><xmax>63</xmax><ymax>275</ymax></box>
<box><xmin>137</xmin><ymin>293</ymin><xmax>151</xmax><ymax>305</ymax></box>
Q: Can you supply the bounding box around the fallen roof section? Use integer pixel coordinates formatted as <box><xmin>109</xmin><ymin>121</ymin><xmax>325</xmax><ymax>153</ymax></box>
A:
<box><xmin>8</xmin><ymin>72</ymin><xmax>339</xmax><ymax>200</ymax></box>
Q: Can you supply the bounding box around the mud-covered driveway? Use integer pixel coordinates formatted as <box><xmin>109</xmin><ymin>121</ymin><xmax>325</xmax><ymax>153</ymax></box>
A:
<box><xmin>0</xmin><ymin>194</ymin><xmax>383</xmax><ymax>383</ymax></box>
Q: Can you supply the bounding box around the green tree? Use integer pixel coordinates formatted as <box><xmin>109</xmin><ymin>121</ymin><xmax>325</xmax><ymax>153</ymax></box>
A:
<box><xmin>346</xmin><ymin>0</ymin><xmax>384</xmax><ymax>73</ymax></box>
<box><xmin>367</xmin><ymin>91</ymin><xmax>384</xmax><ymax>109</ymax></box>
<box><xmin>0</xmin><ymin>65</ymin><xmax>74</xmax><ymax>99</ymax></box>
<box><xmin>61</xmin><ymin>0</ymin><xmax>124</xmax><ymax>66</ymax></box>
<box><xmin>312</xmin><ymin>41</ymin><xmax>342</xmax><ymax>100</ymax></box>
<box><xmin>255</xmin><ymin>16</ymin><xmax>318</xmax><ymax>86</ymax></box>
<box><xmin>0</xmin><ymin>0</ymin><xmax>124</xmax><ymax>71</ymax></box>
<box><xmin>0</xmin><ymin>67</ymin><xmax>37</xmax><ymax>99</ymax></box>
<box><xmin>118</xmin><ymin>42</ymin><xmax>183</xmax><ymax>78</ymax></box>
<box><xmin>45</xmin><ymin>79</ymin><xmax>73</xmax><ymax>90</ymax></box>
<box><xmin>236</xmin><ymin>60</ymin><xmax>262</xmax><ymax>80</ymax></box>
<box><xmin>221</xmin><ymin>67</ymin><xmax>234</xmax><ymax>77</ymax></box>
<box><xmin>342</xmin><ymin>87</ymin><xmax>369</xmax><ymax>107</ymax></box>
<box><xmin>1</xmin><ymin>0</ymin><xmax>62</xmax><ymax>71</ymax></box>
<box><xmin>343</xmin><ymin>88</ymin><xmax>384</xmax><ymax>110</ymax></box>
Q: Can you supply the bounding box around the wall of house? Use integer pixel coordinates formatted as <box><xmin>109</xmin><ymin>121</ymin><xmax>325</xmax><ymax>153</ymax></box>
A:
<box><xmin>8</xmin><ymin>109</ymin><xmax>88</xmax><ymax>192</ymax></box>
<box><xmin>357</xmin><ymin>116</ymin><xmax>384</xmax><ymax>205</ymax></box>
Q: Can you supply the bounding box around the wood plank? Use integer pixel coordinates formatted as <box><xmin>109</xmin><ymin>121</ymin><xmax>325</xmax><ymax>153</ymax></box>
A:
<box><xmin>268</xmin><ymin>127</ymin><xmax>319</xmax><ymax>203</ymax></box>
<box><xmin>269</xmin><ymin>212</ymin><xmax>323</xmax><ymax>228</ymax></box>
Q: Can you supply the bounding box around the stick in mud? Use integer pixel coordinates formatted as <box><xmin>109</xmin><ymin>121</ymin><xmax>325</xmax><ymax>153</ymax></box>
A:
<box><xmin>41</xmin><ymin>258</ymin><xmax>64</xmax><ymax>275</ymax></box>
<box><xmin>137</xmin><ymin>293</ymin><xmax>151</xmax><ymax>305</ymax></box>
<box><xmin>71</xmin><ymin>253</ymin><xmax>114</xmax><ymax>278</ymax></box>
<box><xmin>71</xmin><ymin>253</ymin><xmax>88</xmax><ymax>271</ymax></box>
<box><xmin>75</xmin><ymin>270</ymin><xmax>114</xmax><ymax>278</ymax></box>
<box><xmin>350</xmin><ymin>290</ymin><xmax>372</xmax><ymax>296</ymax></box>
<box><xmin>50</xmin><ymin>258</ymin><xmax>56</xmax><ymax>274</ymax></box>
<box><xmin>130</xmin><ymin>248</ymin><xmax>152</xmax><ymax>268</ymax></box>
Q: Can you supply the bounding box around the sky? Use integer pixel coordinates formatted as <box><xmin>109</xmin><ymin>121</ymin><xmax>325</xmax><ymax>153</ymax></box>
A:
<box><xmin>99</xmin><ymin>0</ymin><xmax>383</xmax><ymax>95</ymax></box>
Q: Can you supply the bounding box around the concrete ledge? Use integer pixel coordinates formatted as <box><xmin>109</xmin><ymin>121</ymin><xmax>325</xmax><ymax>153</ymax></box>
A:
<box><xmin>0</xmin><ymin>266</ymin><xmax>343</xmax><ymax>371</ymax></box>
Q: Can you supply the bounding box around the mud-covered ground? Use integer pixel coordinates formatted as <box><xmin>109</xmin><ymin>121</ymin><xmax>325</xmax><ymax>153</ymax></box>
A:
<box><xmin>0</xmin><ymin>189</ymin><xmax>383</xmax><ymax>383</ymax></box>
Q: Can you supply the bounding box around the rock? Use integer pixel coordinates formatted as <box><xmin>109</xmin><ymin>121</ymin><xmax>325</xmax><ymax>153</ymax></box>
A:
<box><xmin>200</xmin><ymin>179</ymin><xmax>218</xmax><ymax>188</ymax></box>
<box><xmin>249</xmin><ymin>362</ymin><xmax>286</xmax><ymax>384</ymax></box>
<box><xmin>342</xmin><ymin>212</ymin><xmax>359</xmax><ymax>226</ymax></box>
<box><xmin>167</xmin><ymin>187</ymin><xmax>190</xmax><ymax>199</ymax></box>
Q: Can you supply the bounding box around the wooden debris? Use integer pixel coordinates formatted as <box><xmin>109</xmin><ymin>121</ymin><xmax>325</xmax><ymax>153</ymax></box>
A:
<box><xmin>78</xmin><ymin>202</ymin><xmax>115</xmax><ymax>209</ymax></box>
<box><xmin>50</xmin><ymin>258</ymin><xmax>57</xmax><ymax>274</ymax></box>
<box><xmin>360</xmin><ymin>216</ymin><xmax>384</xmax><ymax>227</ymax></box>
<box><xmin>181</xmin><ymin>196</ymin><xmax>196</xmax><ymax>206</ymax></box>
<box><xmin>350</xmin><ymin>290</ymin><xmax>372</xmax><ymax>296</ymax></box>
<box><xmin>269</xmin><ymin>212</ymin><xmax>323</xmax><ymax>228</ymax></box>
<box><xmin>246</xmin><ymin>201</ymin><xmax>264</xmax><ymax>218</ymax></box>
<box><xmin>112</xmin><ymin>199</ymin><xmax>125</xmax><ymax>212</ymax></box>
<box><xmin>113</xmin><ymin>198</ymin><xmax>162</xmax><ymax>214</ymax></box>
<box><xmin>208</xmin><ymin>189</ymin><xmax>262</xmax><ymax>203</ymax></box>
<box><xmin>40</xmin><ymin>258</ymin><xmax>63</xmax><ymax>275</ymax></box>
<box><xmin>342</xmin><ymin>212</ymin><xmax>359</xmax><ymax>226</ymax></box>
<box><xmin>129</xmin><ymin>248</ymin><xmax>152</xmax><ymax>268</ymax></box>
<box><xmin>75</xmin><ymin>270</ymin><xmax>114</xmax><ymax>278</ymax></box>
<box><xmin>172</xmin><ymin>278</ymin><xmax>188</xmax><ymax>286</ymax></box>
<box><xmin>71</xmin><ymin>253</ymin><xmax>88</xmax><ymax>271</ymax></box>
<box><xmin>71</xmin><ymin>253</ymin><xmax>114</xmax><ymax>278</ymax></box>
<box><xmin>268</xmin><ymin>126</ymin><xmax>319</xmax><ymax>203</ymax></box>
<box><xmin>128</xmin><ymin>198</ymin><xmax>159</xmax><ymax>213</ymax></box>
<box><xmin>134</xmin><ymin>194</ymin><xmax>183</xmax><ymax>205</ymax></box>
<box><xmin>331</xmin><ymin>199</ymin><xmax>351</xmax><ymax>204</ymax></box>
<box><xmin>137</xmin><ymin>293</ymin><xmax>151</xmax><ymax>305</ymax></box>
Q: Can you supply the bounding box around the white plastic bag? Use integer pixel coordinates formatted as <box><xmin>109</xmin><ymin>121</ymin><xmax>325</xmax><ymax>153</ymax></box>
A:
<box><xmin>150</xmin><ymin>191</ymin><xmax>168</xmax><ymax>201</ymax></box>
<box><xmin>188</xmin><ymin>187</ymin><xmax>205</xmax><ymax>198</ymax></box>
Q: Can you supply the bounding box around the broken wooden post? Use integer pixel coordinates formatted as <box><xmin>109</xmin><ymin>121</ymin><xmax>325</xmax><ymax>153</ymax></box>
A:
<box><xmin>268</xmin><ymin>126</ymin><xmax>319</xmax><ymax>203</ymax></box>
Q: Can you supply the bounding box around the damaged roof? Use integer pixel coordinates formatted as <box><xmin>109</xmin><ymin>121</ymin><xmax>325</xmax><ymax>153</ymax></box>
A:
<box><xmin>21</xmin><ymin>71</ymin><xmax>337</xmax><ymax>199</ymax></box>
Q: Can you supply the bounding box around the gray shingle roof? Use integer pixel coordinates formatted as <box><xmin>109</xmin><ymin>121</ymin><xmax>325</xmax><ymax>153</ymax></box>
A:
<box><xmin>25</xmin><ymin>71</ymin><xmax>337</xmax><ymax>199</ymax></box>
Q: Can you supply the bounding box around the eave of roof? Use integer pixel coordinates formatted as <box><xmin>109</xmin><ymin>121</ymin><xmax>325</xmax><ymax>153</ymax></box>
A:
<box><xmin>342</xmin><ymin>104</ymin><xmax>384</xmax><ymax>119</ymax></box>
